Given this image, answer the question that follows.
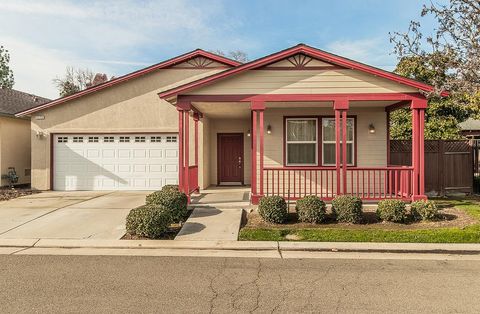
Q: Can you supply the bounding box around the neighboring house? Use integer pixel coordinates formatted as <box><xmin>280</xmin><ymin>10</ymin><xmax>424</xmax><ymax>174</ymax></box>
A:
<box><xmin>459</xmin><ymin>118</ymin><xmax>480</xmax><ymax>139</ymax></box>
<box><xmin>0</xmin><ymin>88</ymin><xmax>50</xmax><ymax>187</ymax></box>
<box><xmin>17</xmin><ymin>44</ymin><xmax>446</xmax><ymax>203</ymax></box>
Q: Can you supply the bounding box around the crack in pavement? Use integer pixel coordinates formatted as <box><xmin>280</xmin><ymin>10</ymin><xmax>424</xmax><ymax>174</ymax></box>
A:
<box><xmin>207</xmin><ymin>258</ymin><xmax>227</xmax><ymax>314</ymax></box>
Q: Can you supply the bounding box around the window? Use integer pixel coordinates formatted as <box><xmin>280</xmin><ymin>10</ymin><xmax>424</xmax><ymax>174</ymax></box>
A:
<box><xmin>103</xmin><ymin>136</ymin><xmax>114</xmax><ymax>143</ymax></box>
<box><xmin>73</xmin><ymin>136</ymin><xmax>84</xmax><ymax>143</ymax></box>
<box><xmin>57</xmin><ymin>136</ymin><xmax>68</xmax><ymax>143</ymax></box>
<box><xmin>285</xmin><ymin>118</ymin><xmax>317</xmax><ymax>165</ymax></box>
<box><xmin>150</xmin><ymin>136</ymin><xmax>162</xmax><ymax>143</ymax></box>
<box><xmin>119</xmin><ymin>136</ymin><xmax>130</xmax><ymax>143</ymax></box>
<box><xmin>88</xmin><ymin>136</ymin><xmax>99</xmax><ymax>143</ymax></box>
<box><xmin>135</xmin><ymin>136</ymin><xmax>146</xmax><ymax>143</ymax></box>
<box><xmin>322</xmin><ymin>117</ymin><xmax>355</xmax><ymax>166</ymax></box>
<box><xmin>166</xmin><ymin>136</ymin><xmax>177</xmax><ymax>143</ymax></box>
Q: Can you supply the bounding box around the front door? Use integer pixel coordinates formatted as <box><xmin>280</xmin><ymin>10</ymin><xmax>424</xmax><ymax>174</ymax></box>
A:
<box><xmin>218</xmin><ymin>133</ymin><xmax>244</xmax><ymax>184</ymax></box>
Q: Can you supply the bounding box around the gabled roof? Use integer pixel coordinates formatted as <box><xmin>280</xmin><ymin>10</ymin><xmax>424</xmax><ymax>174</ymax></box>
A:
<box><xmin>158</xmin><ymin>44</ymin><xmax>448</xmax><ymax>99</ymax></box>
<box><xmin>0</xmin><ymin>88</ymin><xmax>50</xmax><ymax>117</ymax></box>
<box><xmin>16</xmin><ymin>49</ymin><xmax>241</xmax><ymax>116</ymax></box>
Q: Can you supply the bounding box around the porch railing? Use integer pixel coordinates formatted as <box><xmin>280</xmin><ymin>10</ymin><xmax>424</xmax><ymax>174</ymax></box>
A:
<box><xmin>262</xmin><ymin>166</ymin><xmax>413</xmax><ymax>201</ymax></box>
<box><xmin>188</xmin><ymin>165</ymin><xmax>199</xmax><ymax>194</ymax></box>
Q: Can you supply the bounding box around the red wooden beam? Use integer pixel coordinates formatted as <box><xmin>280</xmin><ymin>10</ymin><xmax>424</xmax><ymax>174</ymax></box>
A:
<box><xmin>335</xmin><ymin>109</ymin><xmax>341</xmax><ymax>195</ymax></box>
<box><xmin>178</xmin><ymin>109</ymin><xmax>184</xmax><ymax>192</ymax></box>
<box><xmin>259</xmin><ymin>109</ymin><xmax>265</xmax><ymax>196</ymax></box>
<box><xmin>184</xmin><ymin>110</ymin><xmax>190</xmax><ymax>201</ymax></box>
<box><xmin>342</xmin><ymin>110</ymin><xmax>348</xmax><ymax>194</ymax></box>
<box><xmin>251</xmin><ymin>110</ymin><xmax>258</xmax><ymax>198</ymax></box>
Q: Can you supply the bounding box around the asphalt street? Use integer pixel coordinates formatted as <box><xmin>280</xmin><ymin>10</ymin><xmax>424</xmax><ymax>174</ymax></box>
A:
<box><xmin>1</xmin><ymin>255</ymin><xmax>480</xmax><ymax>313</ymax></box>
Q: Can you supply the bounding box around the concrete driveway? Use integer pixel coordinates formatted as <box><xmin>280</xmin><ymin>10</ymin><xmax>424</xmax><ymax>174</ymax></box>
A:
<box><xmin>0</xmin><ymin>191</ymin><xmax>149</xmax><ymax>240</ymax></box>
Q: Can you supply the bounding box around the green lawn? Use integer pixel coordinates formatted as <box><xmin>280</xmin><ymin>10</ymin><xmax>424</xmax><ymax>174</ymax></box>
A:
<box><xmin>239</xmin><ymin>198</ymin><xmax>480</xmax><ymax>243</ymax></box>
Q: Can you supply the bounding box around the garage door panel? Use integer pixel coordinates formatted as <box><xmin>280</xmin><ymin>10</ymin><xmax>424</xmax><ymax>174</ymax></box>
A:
<box><xmin>54</xmin><ymin>134</ymin><xmax>179</xmax><ymax>191</ymax></box>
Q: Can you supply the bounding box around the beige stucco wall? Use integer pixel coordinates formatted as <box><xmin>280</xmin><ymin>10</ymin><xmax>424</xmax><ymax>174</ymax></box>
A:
<box><xmin>186</xmin><ymin>69</ymin><xmax>419</xmax><ymax>95</ymax></box>
<box><xmin>30</xmin><ymin>68</ymin><xmax>222</xmax><ymax>190</ymax></box>
<box><xmin>0</xmin><ymin>116</ymin><xmax>31</xmax><ymax>186</ymax></box>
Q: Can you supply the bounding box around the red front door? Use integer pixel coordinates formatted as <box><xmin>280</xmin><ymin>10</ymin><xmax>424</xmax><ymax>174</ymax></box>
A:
<box><xmin>218</xmin><ymin>133</ymin><xmax>244</xmax><ymax>184</ymax></box>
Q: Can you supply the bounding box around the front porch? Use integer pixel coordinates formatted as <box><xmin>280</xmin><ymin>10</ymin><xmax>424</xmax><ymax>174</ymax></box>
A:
<box><xmin>175</xmin><ymin>95</ymin><xmax>427</xmax><ymax>204</ymax></box>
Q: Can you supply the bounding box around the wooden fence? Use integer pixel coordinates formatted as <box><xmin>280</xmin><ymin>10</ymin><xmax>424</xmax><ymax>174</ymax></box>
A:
<box><xmin>390</xmin><ymin>140</ymin><xmax>473</xmax><ymax>196</ymax></box>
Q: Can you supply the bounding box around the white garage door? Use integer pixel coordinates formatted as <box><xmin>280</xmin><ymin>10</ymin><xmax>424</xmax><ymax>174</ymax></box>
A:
<box><xmin>53</xmin><ymin>134</ymin><xmax>179</xmax><ymax>191</ymax></box>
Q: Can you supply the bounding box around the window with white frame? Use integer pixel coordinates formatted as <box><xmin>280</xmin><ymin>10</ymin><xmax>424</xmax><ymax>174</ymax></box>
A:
<box><xmin>322</xmin><ymin>117</ymin><xmax>355</xmax><ymax>166</ymax></box>
<box><xmin>285</xmin><ymin>118</ymin><xmax>318</xmax><ymax>165</ymax></box>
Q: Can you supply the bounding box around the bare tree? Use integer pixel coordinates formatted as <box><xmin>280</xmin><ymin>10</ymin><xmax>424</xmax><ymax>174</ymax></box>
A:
<box><xmin>53</xmin><ymin>67</ymin><xmax>111</xmax><ymax>97</ymax></box>
<box><xmin>211</xmin><ymin>49</ymin><xmax>248</xmax><ymax>62</ymax></box>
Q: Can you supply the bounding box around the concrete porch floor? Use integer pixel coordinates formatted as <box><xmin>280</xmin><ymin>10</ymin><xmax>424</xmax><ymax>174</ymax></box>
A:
<box><xmin>189</xmin><ymin>186</ymin><xmax>251</xmax><ymax>208</ymax></box>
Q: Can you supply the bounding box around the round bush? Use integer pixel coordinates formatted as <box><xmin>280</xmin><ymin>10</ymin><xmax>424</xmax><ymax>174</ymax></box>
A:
<box><xmin>126</xmin><ymin>205</ymin><xmax>173</xmax><ymax>238</ymax></box>
<box><xmin>296</xmin><ymin>195</ymin><xmax>326</xmax><ymax>223</ymax></box>
<box><xmin>331</xmin><ymin>195</ymin><xmax>363</xmax><ymax>224</ymax></box>
<box><xmin>410</xmin><ymin>200</ymin><xmax>438</xmax><ymax>221</ymax></box>
<box><xmin>162</xmin><ymin>185</ymin><xmax>179</xmax><ymax>192</ymax></box>
<box><xmin>258</xmin><ymin>196</ymin><xmax>288</xmax><ymax>224</ymax></box>
<box><xmin>146</xmin><ymin>189</ymin><xmax>188</xmax><ymax>223</ymax></box>
<box><xmin>126</xmin><ymin>206</ymin><xmax>144</xmax><ymax>235</ymax></box>
<box><xmin>377</xmin><ymin>199</ymin><xmax>407</xmax><ymax>223</ymax></box>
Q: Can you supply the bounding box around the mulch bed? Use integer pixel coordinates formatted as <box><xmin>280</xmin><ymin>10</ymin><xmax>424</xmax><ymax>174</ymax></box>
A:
<box><xmin>244</xmin><ymin>206</ymin><xmax>477</xmax><ymax>231</ymax></box>
<box><xmin>0</xmin><ymin>187</ymin><xmax>39</xmax><ymax>201</ymax></box>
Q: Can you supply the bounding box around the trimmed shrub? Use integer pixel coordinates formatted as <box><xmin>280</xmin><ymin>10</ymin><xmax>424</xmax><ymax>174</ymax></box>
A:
<box><xmin>126</xmin><ymin>205</ymin><xmax>173</xmax><ymax>238</ymax></box>
<box><xmin>331</xmin><ymin>195</ymin><xmax>363</xmax><ymax>224</ymax></box>
<box><xmin>296</xmin><ymin>195</ymin><xmax>326</xmax><ymax>223</ymax></box>
<box><xmin>258</xmin><ymin>196</ymin><xmax>288</xmax><ymax>224</ymax></box>
<box><xmin>125</xmin><ymin>205</ymin><xmax>144</xmax><ymax>235</ymax></box>
<box><xmin>377</xmin><ymin>199</ymin><xmax>407</xmax><ymax>223</ymax></box>
<box><xmin>146</xmin><ymin>189</ymin><xmax>188</xmax><ymax>223</ymax></box>
<box><xmin>410</xmin><ymin>200</ymin><xmax>438</xmax><ymax>221</ymax></box>
<box><xmin>162</xmin><ymin>185</ymin><xmax>179</xmax><ymax>192</ymax></box>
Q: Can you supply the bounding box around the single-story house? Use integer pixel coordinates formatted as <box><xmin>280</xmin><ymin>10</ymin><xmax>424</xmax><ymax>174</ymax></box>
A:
<box><xmin>17</xmin><ymin>44</ymin><xmax>446</xmax><ymax>203</ymax></box>
<box><xmin>460</xmin><ymin>118</ymin><xmax>480</xmax><ymax>139</ymax></box>
<box><xmin>0</xmin><ymin>88</ymin><xmax>50</xmax><ymax>186</ymax></box>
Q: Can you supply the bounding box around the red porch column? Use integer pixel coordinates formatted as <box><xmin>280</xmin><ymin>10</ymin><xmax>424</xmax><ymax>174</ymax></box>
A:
<box><xmin>184</xmin><ymin>110</ymin><xmax>190</xmax><ymax>199</ymax></box>
<box><xmin>178</xmin><ymin>109</ymin><xmax>184</xmax><ymax>192</ymax></box>
<box><xmin>193</xmin><ymin>113</ymin><xmax>200</xmax><ymax>166</ymax></box>
<box><xmin>342</xmin><ymin>110</ymin><xmax>348</xmax><ymax>194</ymax></box>
<box><xmin>411</xmin><ymin>99</ymin><xmax>427</xmax><ymax>200</ymax></box>
<box><xmin>259</xmin><ymin>110</ymin><xmax>265</xmax><ymax>196</ymax></box>
<box><xmin>334</xmin><ymin>99</ymin><xmax>349</xmax><ymax>196</ymax></box>
<box><xmin>250</xmin><ymin>101</ymin><xmax>265</xmax><ymax>204</ymax></box>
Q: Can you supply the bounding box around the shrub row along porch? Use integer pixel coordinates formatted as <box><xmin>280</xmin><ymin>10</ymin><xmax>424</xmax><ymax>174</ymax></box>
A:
<box><xmin>158</xmin><ymin>45</ymin><xmax>443</xmax><ymax>204</ymax></box>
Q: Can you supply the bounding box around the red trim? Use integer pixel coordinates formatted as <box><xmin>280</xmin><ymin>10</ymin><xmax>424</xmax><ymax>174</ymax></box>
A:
<box><xmin>184</xmin><ymin>111</ymin><xmax>190</xmax><ymax>201</ymax></box>
<box><xmin>159</xmin><ymin>44</ymin><xmax>448</xmax><ymax>99</ymax></box>
<box><xmin>50</xmin><ymin>133</ymin><xmax>54</xmax><ymax>190</ymax></box>
<box><xmin>16</xmin><ymin>49</ymin><xmax>240</xmax><ymax>116</ymax></box>
<box><xmin>335</xmin><ymin>110</ymin><xmax>341</xmax><ymax>195</ymax></box>
<box><xmin>194</xmin><ymin>115</ymin><xmax>199</xmax><ymax>166</ymax></box>
<box><xmin>177</xmin><ymin>92</ymin><xmax>427</xmax><ymax>103</ymax></box>
<box><xmin>251</xmin><ymin>111</ymin><xmax>257</xmax><ymax>196</ymax></box>
<box><xmin>259</xmin><ymin>110</ymin><xmax>264</xmax><ymax>195</ymax></box>
<box><xmin>178</xmin><ymin>110</ymin><xmax>184</xmax><ymax>192</ymax></box>
<box><xmin>342</xmin><ymin>110</ymin><xmax>348</xmax><ymax>194</ymax></box>
<box><xmin>385</xmin><ymin>100</ymin><xmax>410</xmax><ymax>112</ymax></box>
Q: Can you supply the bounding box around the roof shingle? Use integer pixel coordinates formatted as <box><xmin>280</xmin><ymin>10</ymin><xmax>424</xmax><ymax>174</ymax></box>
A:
<box><xmin>0</xmin><ymin>88</ymin><xmax>50</xmax><ymax>116</ymax></box>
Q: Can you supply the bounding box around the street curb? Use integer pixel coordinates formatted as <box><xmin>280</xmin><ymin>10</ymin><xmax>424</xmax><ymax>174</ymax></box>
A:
<box><xmin>1</xmin><ymin>239</ymin><xmax>480</xmax><ymax>255</ymax></box>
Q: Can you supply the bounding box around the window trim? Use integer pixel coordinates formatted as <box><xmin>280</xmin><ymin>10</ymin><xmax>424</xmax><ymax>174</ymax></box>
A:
<box><xmin>284</xmin><ymin>117</ymin><xmax>319</xmax><ymax>166</ymax></box>
<box><xmin>321</xmin><ymin>117</ymin><xmax>356</xmax><ymax>166</ymax></box>
<box><xmin>283</xmin><ymin>115</ymin><xmax>357</xmax><ymax>167</ymax></box>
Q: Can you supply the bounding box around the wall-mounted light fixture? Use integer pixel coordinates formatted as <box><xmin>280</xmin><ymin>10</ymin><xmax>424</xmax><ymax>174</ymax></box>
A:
<box><xmin>368</xmin><ymin>123</ymin><xmax>376</xmax><ymax>134</ymax></box>
<box><xmin>267</xmin><ymin>125</ymin><xmax>272</xmax><ymax>134</ymax></box>
<box><xmin>35</xmin><ymin>131</ymin><xmax>46</xmax><ymax>139</ymax></box>
<box><xmin>247</xmin><ymin>130</ymin><xmax>251</xmax><ymax>137</ymax></box>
